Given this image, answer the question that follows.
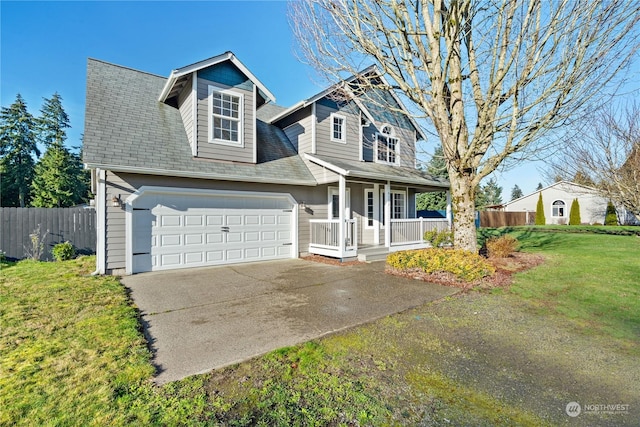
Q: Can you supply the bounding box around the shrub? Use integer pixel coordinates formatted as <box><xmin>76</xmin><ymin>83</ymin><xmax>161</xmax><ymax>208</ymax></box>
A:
<box><xmin>52</xmin><ymin>241</ymin><xmax>75</xmax><ymax>261</ymax></box>
<box><xmin>423</xmin><ymin>229</ymin><xmax>453</xmax><ymax>247</ymax></box>
<box><xmin>604</xmin><ymin>201</ymin><xmax>618</xmax><ymax>226</ymax></box>
<box><xmin>486</xmin><ymin>235</ymin><xmax>519</xmax><ymax>258</ymax></box>
<box><xmin>0</xmin><ymin>250</ymin><xmax>5</xmax><ymax>262</ymax></box>
<box><xmin>387</xmin><ymin>248</ymin><xmax>495</xmax><ymax>282</ymax></box>
<box><xmin>569</xmin><ymin>199</ymin><xmax>581</xmax><ymax>225</ymax></box>
<box><xmin>535</xmin><ymin>193</ymin><xmax>546</xmax><ymax>225</ymax></box>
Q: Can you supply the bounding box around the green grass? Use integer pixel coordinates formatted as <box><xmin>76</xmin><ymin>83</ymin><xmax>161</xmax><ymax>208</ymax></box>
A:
<box><xmin>2</xmin><ymin>228</ymin><xmax>639</xmax><ymax>425</ymax></box>
<box><xmin>480</xmin><ymin>227</ymin><xmax>640</xmax><ymax>345</ymax></box>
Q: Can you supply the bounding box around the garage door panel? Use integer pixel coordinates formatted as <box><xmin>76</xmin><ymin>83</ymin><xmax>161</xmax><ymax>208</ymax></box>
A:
<box><xmin>185</xmin><ymin>215</ymin><xmax>203</xmax><ymax>226</ymax></box>
<box><xmin>184</xmin><ymin>234</ymin><xmax>203</xmax><ymax>245</ymax></box>
<box><xmin>160</xmin><ymin>234</ymin><xmax>181</xmax><ymax>246</ymax></box>
<box><xmin>262</xmin><ymin>215</ymin><xmax>276</xmax><ymax>225</ymax></box>
<box><xmin>161</xmin><ymin>215</ymin><xmax>181</xmax><ymax>227</ymax></box>
<box><xmin>207</xmin><ymin>215</ymin><xmax>223</xmax><ymax>226</ymax></box>
<box><xmin>132</xmin><ymin>192</ymin><xmax>295</xmax><ymax>273</ymax></box>
<box><xmin>161</xmin><ymin>253</ymin><xmax>182</xmax><ymax>266</ymax></box>
<box><xmin>185</xmin><ymin>252</ymin><xmax>203</xmax><ymax>264</ymax></box>
<box><xmin>226</xmin><ymin>215</ymin><xmax>242</xmax><ymax>226</ymax></box>
<box><xmin>245</xmin><ymin>232</ymin><xmax>260</xmax><ymax>242</ymax></box>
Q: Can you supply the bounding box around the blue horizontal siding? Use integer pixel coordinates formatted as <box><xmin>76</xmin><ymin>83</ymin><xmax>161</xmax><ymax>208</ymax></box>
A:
<box><xmin>198</xmin><ymin>62</ymin><xmax>252</xmax><ymax>91</ymax></box>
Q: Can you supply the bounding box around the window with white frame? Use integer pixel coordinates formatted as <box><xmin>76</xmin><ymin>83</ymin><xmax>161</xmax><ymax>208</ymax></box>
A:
<box><xmin>375</xmin><ymin>125</ymin><xmax>398</xmax><ymax>164</ymax></box>
<box><xmin>328</xmin><ymin>187</ymin><xmax>351</xmax><ymax>219</ymax></box>
<box><xmin>552</xmin><ymin>200</ymin><xmax>566</xmax><ymax>217</ymax></box>
<box><xmin>208</xmin><ymin>85</ymin><xmax>243</xmax><ymax>145</ymax></box>
<box><xmin>330</xmin><ymin>113</ymin><xmax>346</xmax><ymax>143</ymax></box>
<box><xmin>365</xmin><ymin>189</ymin><xmax>374</xmax><ymax>227</ymax></box>
<box><xmin>379</xmin><ymin>189</ymin><xmax>406</xmax><ymax>224</ymax></box>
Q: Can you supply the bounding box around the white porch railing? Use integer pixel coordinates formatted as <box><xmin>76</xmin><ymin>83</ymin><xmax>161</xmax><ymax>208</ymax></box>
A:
<box><xmin>309</xmin><ymin>219</ymin><xmax>357</xmax><ymax>258</ymax></box>
<box><xmin>390</xmin><ymin>218</ymin><xmax>450</xmax><ymax>247</ymax></box>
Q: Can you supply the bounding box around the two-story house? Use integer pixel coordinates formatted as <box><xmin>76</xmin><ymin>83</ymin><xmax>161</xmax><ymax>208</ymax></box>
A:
<box><xmin>83</xmin><ymin>52</ymin><xmax>450</xmax><ymax>274</ymax></box>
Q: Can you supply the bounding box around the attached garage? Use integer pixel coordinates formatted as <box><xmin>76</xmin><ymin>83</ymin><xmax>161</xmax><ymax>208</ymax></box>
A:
<box><xmin>126</xmin><ymin>187</ymin><xmax>297</xmax><ymax>274</ymax></box>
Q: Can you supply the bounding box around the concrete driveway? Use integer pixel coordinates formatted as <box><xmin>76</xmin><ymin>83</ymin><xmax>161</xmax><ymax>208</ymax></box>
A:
<box><xmin>122</xmin><ymin>259</ymin><xmax>457</xmax><ymax>384</ymax></box>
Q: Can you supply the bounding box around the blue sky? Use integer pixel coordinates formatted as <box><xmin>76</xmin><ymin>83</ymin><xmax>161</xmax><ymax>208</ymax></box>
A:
<box><xmin>2</xmin><ymin>1</ymin><xmax>636</xmax><ymax>196</ymax></box>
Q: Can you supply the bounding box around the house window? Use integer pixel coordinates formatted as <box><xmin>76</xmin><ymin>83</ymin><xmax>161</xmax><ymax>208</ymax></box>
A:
<box><xmin>552</xmin><ymin>200</ymin><xmax>566</xmax><ymax>217</ymax></box>
<box><xmin>330</xmin><ymin>113</ymin><xmax>346</xmax><ymax>143</ymax></box>
<box><xmin>376</xmin><ymin>125</ymin><xmax>398</xmax><ymax>164</ymax></box>
<box><xmin>328</xmin><ymin>187</ymin><xmax>351</xmax><ymax>219</ymax></box>
<box><xmin>379</xmin><ymin>189</ymin><xmax>406</xmax><ymax>224</ymax></box>
<box><xmin>365</xmin><ymin>189</ymin><xmax>374</xmax><ymax>227</ymax></box>
<box><xmin>208</xmin><ymin>85</ymin><xmax>243</xmax><ymax>145</ymax></box>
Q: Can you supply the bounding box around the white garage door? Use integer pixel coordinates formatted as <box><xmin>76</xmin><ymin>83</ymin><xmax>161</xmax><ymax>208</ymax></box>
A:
<box><xmin>131</xmin><ymin>190</ymin><xmax>295</xmax><ymax>273</ymax></box>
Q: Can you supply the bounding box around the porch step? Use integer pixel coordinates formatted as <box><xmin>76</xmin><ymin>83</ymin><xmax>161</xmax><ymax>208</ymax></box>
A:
<box><xmin>357</xmin><ymin>246</ymin><xmax>390</xmax><ymax>262</ymax></box>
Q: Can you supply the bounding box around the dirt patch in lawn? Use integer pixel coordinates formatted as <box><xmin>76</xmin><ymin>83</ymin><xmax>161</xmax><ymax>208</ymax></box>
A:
<box><xmin>386</xmin><ymin>252</ymin><xmax>546</xmax><ymax>290</ymax></box>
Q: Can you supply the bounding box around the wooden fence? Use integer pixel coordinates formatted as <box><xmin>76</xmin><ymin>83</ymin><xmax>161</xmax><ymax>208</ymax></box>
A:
<box><xmin>0</xmin><ymin>207</ymin><xmax>96</xmax><ymax>261</ymax></box>
<box><xmin>479</xmin><ymin>211</ymin><xmax>532</xmax><ymax>228</ymax></box>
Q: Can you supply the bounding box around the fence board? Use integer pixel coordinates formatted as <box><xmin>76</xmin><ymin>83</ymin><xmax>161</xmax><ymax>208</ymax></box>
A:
<box><xmin>479</xmin><ymin>211</ymin><xmax>530</xmax><ymax>228</ymax></box>
<box><xmin>0</xmin><ymin>207</ymin><xmax>96</xmax><ymax>261</ymax></box>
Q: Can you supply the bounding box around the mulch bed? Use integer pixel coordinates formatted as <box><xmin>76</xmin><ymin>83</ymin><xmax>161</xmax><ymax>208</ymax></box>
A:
<box><xmin>386</xmin><ymin>252</ymin><xmax>546</xmax><ymax>290</ymax></box>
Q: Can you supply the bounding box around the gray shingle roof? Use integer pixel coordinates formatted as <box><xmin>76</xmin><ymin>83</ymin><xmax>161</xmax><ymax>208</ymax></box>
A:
<box><xmin>256</xmin><ymin>103</ymin><xmax>287</xmax><ymax>122</ymax></box>
<box><xmin>306</xmin><ymin>154</ymin><xmax>449</xmax><ymax>189</ymax></box>
<box><xmin>83</xmin><ymin>59</ymin><xmax>316</xmax><ymax>185</ymax></box>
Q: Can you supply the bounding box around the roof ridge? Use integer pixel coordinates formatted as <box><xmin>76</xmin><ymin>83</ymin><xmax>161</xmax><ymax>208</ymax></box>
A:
<box><xmin>87</xmin><ymin>58</ymin><xmax>166</xmax><ymax>79</ymax></box>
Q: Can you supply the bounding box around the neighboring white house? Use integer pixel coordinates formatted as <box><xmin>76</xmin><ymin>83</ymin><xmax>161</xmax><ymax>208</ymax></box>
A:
<box><xmin>504</xmin><ymin>181</ymin><xmax>608</xmax><ymax>225</ymax></box>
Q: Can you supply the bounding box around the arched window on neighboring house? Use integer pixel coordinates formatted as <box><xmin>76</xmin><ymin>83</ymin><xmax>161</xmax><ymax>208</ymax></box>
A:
<box><xmin>552</xmin><ymin>200</ymin><xmax>566</xmax><ymax>217</ymax></box>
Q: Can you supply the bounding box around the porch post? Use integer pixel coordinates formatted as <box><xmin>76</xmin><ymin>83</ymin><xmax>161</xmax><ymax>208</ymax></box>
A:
<box><xmin>373</xmin><ymin>183</ymin><xmax>380</xmax><ymax>244</ymax></box>
<box><xmin>339</xmin><ymin>174</ymin><xmax>346</xmax><ymax>256</ymax></box>
<box><xmin>384</xmin><ymin>181</ymin><xmax>391</xmax><ymax>248</ymax></box>
<box><xmin>446</xmin><ymin>190</ymin><xmax>452</xmax><ymax>228</ymax></box>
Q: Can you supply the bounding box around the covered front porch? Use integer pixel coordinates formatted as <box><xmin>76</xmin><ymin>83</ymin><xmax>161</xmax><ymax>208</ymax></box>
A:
<box><xmin>304</xmin><ymin>154</ymin><xmax>451</xmax><ymax>260</ymax></box>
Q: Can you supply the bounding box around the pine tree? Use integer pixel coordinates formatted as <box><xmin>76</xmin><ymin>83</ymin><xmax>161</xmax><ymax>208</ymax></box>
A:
<box><xmin>535</xmin><ymin>192</ymin><xmax>546</xmax><ymax>225</ymax></box>
<box><xmin>416</xmin><ymin>145</ymin><xmax>448</xmax><ymax>210</ymax></box>
<box><xmin>0</xmin><ymin>94</ymin><xmax>39</xmax><ymax>207</ymax></box>
<box><xmin>31</xmin><ymin>148</ymin><xmax>87</xmax><ymax>207</ymax></box>
<box><xmin>569</xmin><ymin>198</ymin><xmax>581</xmax><ymax>225</ymax></box>
<box><xmin>510</xmin><ymin>184</ymin><xmax>523</xmax><ymax>201</ymax></box>
<box><xmin>604</xmin><ymin>201</ymin><xmax>618</xmax><ymax>226</ymax></box>
<box><xmin>536</xmin><ymin>182</ymin><xmax>543</xmax><ymax>191</ymax></box>
<box><xmin>37</xmin><ymin>92</ymin><xmax>70</xmax><ymax>148</ymax></box>
<box><xmin>30</xmin><ymin>94</ymin><xmax>87</xmax><ymax>207</ymax></box>
<box><xmin>476</xmin><ymin>177</ymin><xmax>503</xmax><ymax>210</ymax></box>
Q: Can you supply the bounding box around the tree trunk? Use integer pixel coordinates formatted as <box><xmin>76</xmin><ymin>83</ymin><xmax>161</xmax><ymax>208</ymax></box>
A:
<box><xmin>449</xmin><ymin>171</ymin><xmax>478</xmax><ymax>253</ymax></box>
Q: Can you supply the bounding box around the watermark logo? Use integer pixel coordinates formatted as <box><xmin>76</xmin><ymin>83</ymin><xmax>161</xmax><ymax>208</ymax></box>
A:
<box><xmin>566</xmin><ymin>402</ymin><xmax>581</xmax><ymax>417</ymax></box>
<box><xmin>566</xmin><ymin>401</ymin><xmax>630</xmax><ymax>417</ymax></box>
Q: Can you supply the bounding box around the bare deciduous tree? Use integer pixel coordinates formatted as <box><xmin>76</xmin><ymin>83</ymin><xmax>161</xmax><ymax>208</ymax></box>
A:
<box><xmin>289</xmin><ymin>0</ymin><xmax>639</xmax><ymax>251</ymax></box>
<box><xmin>547</xmin><ymin>104</ymin><xmax>640</xmax><ymax>223</ymax></box>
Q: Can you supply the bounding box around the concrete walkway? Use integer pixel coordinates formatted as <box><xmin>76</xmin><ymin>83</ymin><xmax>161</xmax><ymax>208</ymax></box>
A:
<box><xmin>122</xmin><ymin>259</ymin><xmax>456</xmax><ymax>384</ymax></box>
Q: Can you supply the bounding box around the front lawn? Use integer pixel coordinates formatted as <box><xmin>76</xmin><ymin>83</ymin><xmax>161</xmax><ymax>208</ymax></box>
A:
<box><xmin>1</xmin><ymin>229</ymin><xmax>638</xmax><ymax>425</ymax></box>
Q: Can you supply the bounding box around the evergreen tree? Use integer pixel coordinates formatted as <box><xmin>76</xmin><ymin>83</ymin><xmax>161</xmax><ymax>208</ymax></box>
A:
<box><xmin>569</xmin><ymin>198</ymin><xmax>581</xmax><ymax>225</ymax></box>
<box><xmin>416</xmin><ymin>145</ymin><xmax>448</xmax><ymax>210</ymax></box>
<box><xmin>30</xmin><ymin>94</ymin><xmax>87</xmax><ymax>207</ymax></box>
<box><xmin>0</xmin><ymin>94</ymin><xmax>39</xmax><ymax>207</ymax></box>
<box><xmin>37</xmin><ymin>92</ymin><xmax>70</xmax><ymax>148</ymax></box>
<box><xmin>31</xmin><ymin>148</ymin><xmax>87</xmax><ymax>207</ymax></box>
<box><xmin>535</xmin><ymin>192</ymin><xmax>546</xmax><ymax>225</ymax></box>
<box><xmin>510</xmin><ymin>184</ymin><xmax>523</xmax><ymax>201</ymax></box>
<box><xmin>476</xmin><ymin>177</ymin><xmax>503</xmax><ymax>210</ymax></box>
<box><xmin>536</xmin><ymin>182</ymin><xmax>543</xmax><ymax>191</ymax></box>
<box><xmin>604</xmin><ymin>201</ymin><xmax>618</xmax><ymax>226</ymax></box>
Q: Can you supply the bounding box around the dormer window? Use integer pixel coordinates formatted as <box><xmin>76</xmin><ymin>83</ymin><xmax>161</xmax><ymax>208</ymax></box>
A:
<box><xmin>376</xmin><ymin>124</ymin><xmax>398</xmax><ymax>164</ymax></box>
<box><xmin>330</xmin><ymin>113</ymin><xmax>346</xmax><ymax>143</ymax></box>
<box><xmin>208</xmin><ymin>85</ymin><xmax>243</xmax><ymax>146</ymax></box>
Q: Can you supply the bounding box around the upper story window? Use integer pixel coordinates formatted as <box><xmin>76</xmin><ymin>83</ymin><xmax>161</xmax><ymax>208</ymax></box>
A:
<box><xmin>208</xmin><ymin>85</ymin><xmax>243</xmax><ymax>146</ymax></box>
<box><xmin>376</xmin><ymin>125</ymin><xmax>398</xmax><ymax>164</ymax></box>
<box><xmin>330</xmin><ymin>113</ymin><xmax>346</xmax><ymax>143</ymax></box>
<box><xmin>552</xmin><ymin>200</ymin><xmax>566</xmax><ymax>217</ymax></box>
